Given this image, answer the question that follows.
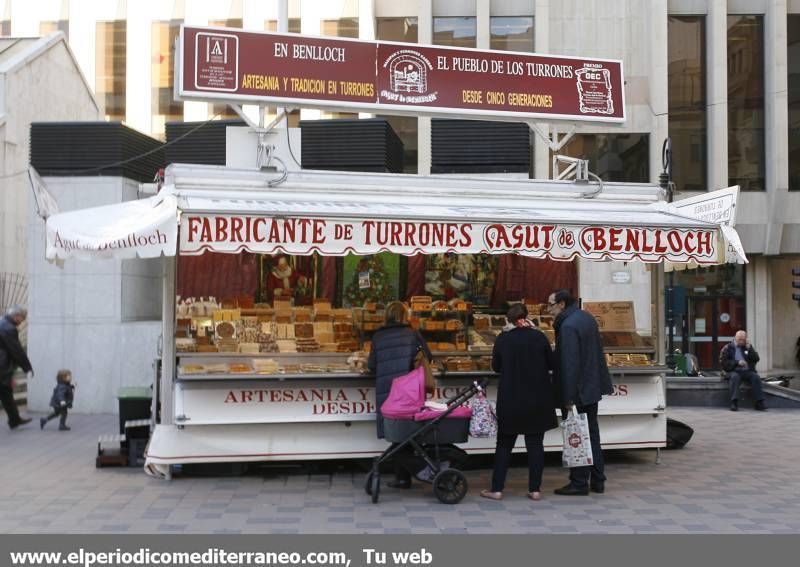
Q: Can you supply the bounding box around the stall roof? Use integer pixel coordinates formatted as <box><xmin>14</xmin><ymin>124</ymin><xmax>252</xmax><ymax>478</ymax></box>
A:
<box><xmin>45</xmin><ymin>164</ymin><xmax>746</xmax><ymax>264</ymax></box>
<box><xmin>169</xmin><ymin>166</ymin><xmax>700</xmax><ymax>227</ymax></box>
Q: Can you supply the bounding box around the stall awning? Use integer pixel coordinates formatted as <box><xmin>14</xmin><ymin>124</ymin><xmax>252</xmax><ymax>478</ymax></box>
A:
<box><xmin>44</xmin><ymin>164</ymin><xmax>747</xmax><ymax>265</ymax></box>
<box><xmin>46</xmin><ymin>193</ymin><xmax>177</xmax><ymax>260</ymax></box>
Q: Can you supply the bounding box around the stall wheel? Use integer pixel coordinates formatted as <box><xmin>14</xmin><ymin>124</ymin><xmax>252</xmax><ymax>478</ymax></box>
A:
<box><xmin>432</xmin><ymin>469</ymin><xmax>468</xmax><ymax>504</ymax></box>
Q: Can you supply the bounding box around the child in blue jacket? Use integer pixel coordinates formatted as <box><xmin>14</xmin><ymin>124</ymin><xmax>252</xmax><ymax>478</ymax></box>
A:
<box><xmin>40</xmin><ymin>369</ymin><xmax>75</xmax><ymax>431</ymax></box>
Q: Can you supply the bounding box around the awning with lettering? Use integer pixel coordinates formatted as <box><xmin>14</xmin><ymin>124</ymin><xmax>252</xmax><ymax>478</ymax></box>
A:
<box><xmin>45</xmin><ymin>193</ymin><xmax>178</xmax><ymax>260</ymax></box>
<box><xmin>44</xmin><ymin>164</ymin><xmax>747</xmax><ymax>265</ymax></box>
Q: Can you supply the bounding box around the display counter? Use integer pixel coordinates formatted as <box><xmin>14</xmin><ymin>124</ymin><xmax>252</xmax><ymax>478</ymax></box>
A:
<box><xmin>143</xmin><ymin>342</ymin><xmax>666</xmax><ymax>476</ymax></box>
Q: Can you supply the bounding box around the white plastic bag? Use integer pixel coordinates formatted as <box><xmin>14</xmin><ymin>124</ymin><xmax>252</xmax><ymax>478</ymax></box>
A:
<box><xmin>561</xmin><ymin>406</ymin><xmax>593</xmax><ymax>468</ymax></box>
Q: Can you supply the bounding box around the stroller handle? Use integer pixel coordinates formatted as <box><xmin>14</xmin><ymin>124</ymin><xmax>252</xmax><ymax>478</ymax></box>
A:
<box><xmin>440</xmin><ymin>377</ymin><xmax>491</xmax><ymax>408</ymax></box>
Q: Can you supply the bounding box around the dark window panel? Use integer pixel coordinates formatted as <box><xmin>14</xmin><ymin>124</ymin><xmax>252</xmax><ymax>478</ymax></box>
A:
<box><xmin>322</xmin><ymin>18</ymin><xmax>359</xmax><ymax>38</ymax></box>
<box><xmin>788</xmin><ymin>15</ymin><xmax>800</xmax><ymax>190</ymax></box>
<box><xmin>376</xmin><ymin>17</ymin><xmax>418</xmax><ymax>43</ymax></box>
<box><xmin>727</xmin><ymin>15</ymin><xmax>765</xmax><ymax>192</ymax></box>
<box><xmin>433</xmin><ymin>17</ymin><xmax>476</xmax><ymax>48</ymax></box>
<box><xmin>95</xmin><ymin>21</ymin><xmax>127</xmax><ymax>122</ymax></box>
<box><xmin>668</xmin><ymin>16</ymin><xmax>707</xmax><ymax>192</ymax></box>
<box><xmin>151</xmin><ymin>20</ymin><xmax>183</xmax><ymax>140</ymax></box>
<box><xmin>553</xmin><ymin>134</ymin><xmax>650</xmax><ymax>182</ymax></box>
<box><xmin>265</xmin><ymin>18</ymin><xmax>301</xmax><ymax>33</ymax></box>
<box><xmin>490</xmin><ymin>17</ymin><xmax>534</xmax><ymax>52</ymax></box>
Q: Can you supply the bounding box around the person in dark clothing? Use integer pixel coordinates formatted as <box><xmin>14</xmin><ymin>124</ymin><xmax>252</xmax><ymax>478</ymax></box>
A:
<box><xmin>0</xmin><ymin>305</ymin><xmax>34</xmax><ymax>429</ymax></box>
<box><xmin>480</xmin><ymin>303</ymin><xmax>558</xmax><ymax>502</ymax></box>
<box><xmin>548</xmin><ymin>289</ymin><xmax>613</xmax><ymax>496</ymax></box>
<box><xmin>720</xmin><ymin>330</ymin><xmax>767</xmax><ymax>412</ymax></box>
<box><xmin>367</xmin><ymin>301</ymin><xmax>432</xmax><ymax>488</ymax></box>
<box><xmin>40</xmin><ymin>369</ymin><xmax>75</xmax><ymax>431</ymax></box>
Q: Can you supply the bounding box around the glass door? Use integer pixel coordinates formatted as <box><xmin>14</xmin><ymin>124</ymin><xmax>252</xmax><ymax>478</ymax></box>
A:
<box><xmin>686</xmin><ymin>296</ymin><xmax>746</xmax><ymax>370</ymax></box>
<box><xmin>687</xmin><ymin>297</ymin><xmax>714</xmax><ymax>368</ymax></box>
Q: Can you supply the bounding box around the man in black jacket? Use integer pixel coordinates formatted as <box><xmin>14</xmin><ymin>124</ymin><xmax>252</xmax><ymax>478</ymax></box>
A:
<box><xmin>548</xmin><ymin>289</ymin><xmax>614</xmax><ymax>496</ymax></box>
<box><xmin>0</xmin><ymin>305</ymin><xmax>34</xmax><ymax>429</ymax></box>
<box><xmin>720</xmin><ymin>330</ymin><xmax>766</xmax><ymax>412</ymax></box>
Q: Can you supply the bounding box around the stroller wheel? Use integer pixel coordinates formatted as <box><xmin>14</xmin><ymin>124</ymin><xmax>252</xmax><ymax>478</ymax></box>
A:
<box><xmin>370</xmin><ymin>473</ymin><xmax>380</xmax><ymax>503</ymax></box>
<box><xmin>364</xmin><ymin>472</ymin><xmax>373</xmax><ymax>495</ymax></box>
<box><xmin>432</xmin><ymin>469</ymin><xmax>468</xmax><ymax>504</ymax></box>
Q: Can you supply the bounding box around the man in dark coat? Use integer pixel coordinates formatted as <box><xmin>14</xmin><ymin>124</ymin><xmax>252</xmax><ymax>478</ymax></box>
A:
<box><xmin>720</xmin><ymin>330</ymin><xmax>767</xmax><ymax>412</ymax></box>
<box><xmin>0</xmin><ymin>305</ymin><xmax>34</xmax><ymax>429</ymax></box>
<box><xmin>367</xmin><ymin>302</ymin><xmax>432</xmax><ymax>488</ymax></box>
<box><xmin>481</xmin><ymin>303</ymin><xmax>557</xmax><ymax>501</ymax></box>
<box><xmin>548</xmin><ymin>289</ymin><xmax>613</xmax><ymax>495</ymax></box>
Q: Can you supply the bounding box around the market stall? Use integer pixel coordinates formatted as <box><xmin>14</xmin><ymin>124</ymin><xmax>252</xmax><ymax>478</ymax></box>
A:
<box><xmin>44</xmin><ymin>163</ymin><xmax>746</xmax><ymax>478</ymax></box>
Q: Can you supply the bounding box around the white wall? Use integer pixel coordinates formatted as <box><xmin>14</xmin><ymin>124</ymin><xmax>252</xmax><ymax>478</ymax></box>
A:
<box><xmin>26</xmin><ymin>176</ymin><xmax>161</xmax><ymax>413</ymax></box>
<box><xmin>0</xmin><ymin>37</ymin><xmax>99</xmax><ymax>278</ymax></box>
<box><xmin>578</xmin><ymin>260</ymin><xmax>654</xmax><ymax>334</ymax></box>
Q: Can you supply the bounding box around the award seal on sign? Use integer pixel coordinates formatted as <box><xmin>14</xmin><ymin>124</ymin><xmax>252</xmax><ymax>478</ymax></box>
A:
<box><xmin>576</xmin><ymin>64</ymin><xmax>613</xmax><ymax>115</ymax></box>
<box><xmin>380</xmin><ymin>49</ymin><xmax>438</xmax><ymax>104</ymax></box>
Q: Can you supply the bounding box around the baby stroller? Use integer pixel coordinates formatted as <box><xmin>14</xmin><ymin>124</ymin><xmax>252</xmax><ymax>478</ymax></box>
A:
<box><xmin>365</xmin><ymin>366</ymin><xmax>488</xmax><ymax>504</ymax></box>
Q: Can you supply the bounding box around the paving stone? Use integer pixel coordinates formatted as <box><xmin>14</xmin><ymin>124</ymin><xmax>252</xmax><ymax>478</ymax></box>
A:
<box><xmin>2</xmin><ymin>408</ymin><xmax>800</xmax><ymax>533</ymax></box>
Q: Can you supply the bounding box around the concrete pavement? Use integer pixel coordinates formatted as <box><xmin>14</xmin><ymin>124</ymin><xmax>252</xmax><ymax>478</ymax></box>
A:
<box><xmin>1</xmin><ymin>407</ymin><xmax>798</xmax><ymax>534</ymax></box>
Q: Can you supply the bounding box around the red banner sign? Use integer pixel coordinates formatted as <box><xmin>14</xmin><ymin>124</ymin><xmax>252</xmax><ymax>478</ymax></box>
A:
<box><xmin>179</xmin><ymin>215</ymin><xmax>720</xmax><ymax>264</ymax></box>
<box><xmin>179</xmin><ymin>26</ymin><xmax>625</xmax><ymax>123</ymax></box>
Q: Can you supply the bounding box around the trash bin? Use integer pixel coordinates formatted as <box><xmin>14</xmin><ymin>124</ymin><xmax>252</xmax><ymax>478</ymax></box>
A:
<box><xmin>673</xmin><ymin>353</ymin><xmax>687</xmax><ymax>376</ymax></box>
<box><xmin>117</xmin><ymin>387</ymin><xmax>152</xmax><ymax>435</ymax></box>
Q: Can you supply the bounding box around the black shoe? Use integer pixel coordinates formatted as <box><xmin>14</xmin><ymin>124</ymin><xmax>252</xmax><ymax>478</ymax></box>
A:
<box><xmin>730</xmin><ymin>400</ymin><xmax>738</xmax><ymax>412</ymax></box>
<box><xmin>59</xmin><ymin>424</ymin><xmax>71</xmax><ymax>431</ymax></box>
<box><xmin>554</xmin><ymin>484</ymin><xmax>589</xmax><ymax>496</ymax></box>
<box><xmin>590</xmin><ymin>483</ymin><xmax>605</xmax><ymax>494</ymax></box>
<box><xmin>40</xmin><ymin>417</ymin><xmax>46</xmax><ymax>430</ymax></box>
<box><xmin>11</xmin><ymin>417</ymin><xmax>33</xmax><ymax>429</ymax></box>
<box><xmin>387</xmin><ymin>479</ymin><xmax>411</xmax><ymax>489</ymax></box>
<box><xmin>755</xmin><ymin>401</ymin><xmax>768</xmax><ymax>412</ymax></box>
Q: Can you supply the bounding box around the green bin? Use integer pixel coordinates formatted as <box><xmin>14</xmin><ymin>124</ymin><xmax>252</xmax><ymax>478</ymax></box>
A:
<box><xmin>117</xmin><ymin>387</ymin><xmax>152</xmax><ymax>435</ymax></box>
<box><xmin>673</xmin><ymin>353</ymin><xmax>687</xmax><ymax>376</ymax></box>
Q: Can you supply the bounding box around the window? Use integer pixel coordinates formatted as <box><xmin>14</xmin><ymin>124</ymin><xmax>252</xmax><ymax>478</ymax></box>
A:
<box><xmin>490</xmin><ymin>17</ymin><xmax>534</xmax><ymax>52</ymax></box>
<box><xmin>433</xmin><ymin>17</ymin><xmax>476</xmax><ymax>48</ymax></box>
<box><xmin>376</xmin><ymin>17</ymin><xmax>418</xmax><ymax>43</ymax></box>
<box><xmin>151</xmin><ymin>20</ymin><xmax>183</xmax><ymax>139</ymax></box>
<box><xmin>209</xmin><ymin>19</ymin><xmax>244</xmax><ymax>120</ymax></box>
<box><xmin>376</xmin><ymin>18</ymin><xmax>419</xmax><ymax>173</ymax></box>
<box><xmin>40</xmin><ymin>20</ymin><xmax>69</xmax><ymax>40</ymax></box>
<box><xmin>668</xmin><ymin>16</ymin><xmax>706</xmax><ymax>192</ymax></box>
<box><xmin>265</xmin><ymin>19</ymin><xmax>301</xmax><ymax>33</ymax></box>
<box><xmin>322</xmin><ymin>18</ymin><xmax>358</xmax><ymax>38</ymax></box>
<box><xmin>554</xmin><ymin>134</ymin><xmax>650</xmax><ymax>182</ymax></box>
<box><xmin>96</xmin><ymin>21</ymin><xmax>127</xmax><ymax>122</ymax></box>
<box><xmin>727</xmin><ymin>15</ymin><xmax>765</xmax><ymax>191</ymax></box>
<box><xmin>789</xmin><ymin>15</ymin><xmax>800</xmax><ymax>190</ymax></box>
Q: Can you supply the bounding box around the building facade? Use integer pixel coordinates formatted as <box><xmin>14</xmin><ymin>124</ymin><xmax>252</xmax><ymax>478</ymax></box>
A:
<box><xmin>3</xmin><ymin>0</ymin><xmax>800</xmax><ymax>370</ymax></box>
<box><xmin>0</xmin><ymin>32</ymin><xmax>99</xmax><ymax>290</ymax></box>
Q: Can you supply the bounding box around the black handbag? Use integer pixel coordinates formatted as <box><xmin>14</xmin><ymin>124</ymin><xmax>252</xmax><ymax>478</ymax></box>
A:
<box><xmin>665</xmin><ymin>418</ymin><xmax>694</xmax><ymax>450</ymax></box>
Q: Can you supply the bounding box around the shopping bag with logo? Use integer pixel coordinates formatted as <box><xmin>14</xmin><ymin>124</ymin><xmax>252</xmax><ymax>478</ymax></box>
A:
<box><xmin>469</xmin><ymin>392</ymin><xmax>498</xmax><ymax>438</ymax></box>
<box><xmin>561</xmin><ymin>406</ymin><xmax>593</xmax><ymax>468</ymax></box>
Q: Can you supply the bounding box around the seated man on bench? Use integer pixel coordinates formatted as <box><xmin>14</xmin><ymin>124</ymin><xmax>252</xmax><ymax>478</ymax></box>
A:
<box><xmin>720</xmin><ymin>330</ymin><xmax>767</xmax><ymax>412</ymax></box>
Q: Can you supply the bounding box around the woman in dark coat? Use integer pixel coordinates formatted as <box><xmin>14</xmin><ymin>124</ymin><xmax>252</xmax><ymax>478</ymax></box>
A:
<box><xmin>367</xmin><ymin>301</ymin><xmax>432</xmax><ymax>488</ymax></box>
<box><xmin>481</xmin><ymin>303</ymin><xmax>558</xmax><ymax>501</ymax></box>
